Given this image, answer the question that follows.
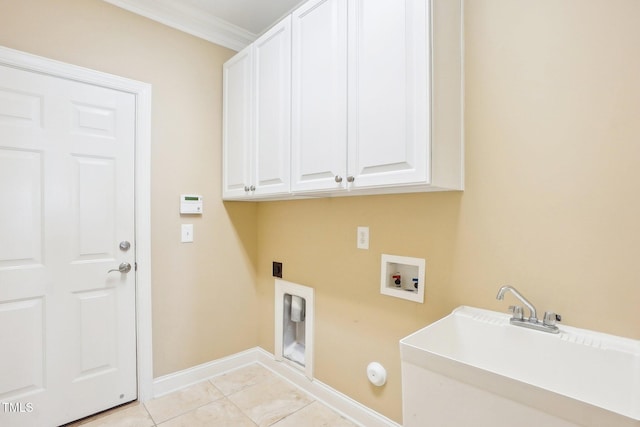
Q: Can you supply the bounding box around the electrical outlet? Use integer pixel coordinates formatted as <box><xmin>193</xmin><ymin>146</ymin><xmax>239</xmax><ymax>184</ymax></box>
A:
<box><xmin>357</xmin><ymin>226</ymin><xmax>369</xmax><ymax>250</ymax></box>
<box><xmin>272</xmin><ymin>261</ymin><xmax>283</xmax><ymax>278</ymax></box>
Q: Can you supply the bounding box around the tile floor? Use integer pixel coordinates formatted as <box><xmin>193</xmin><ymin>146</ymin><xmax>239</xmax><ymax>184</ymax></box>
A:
<box><xmin>67</xmin><ymin>363</ymin><xmax>359</xmax><ymax>427</ymax></box>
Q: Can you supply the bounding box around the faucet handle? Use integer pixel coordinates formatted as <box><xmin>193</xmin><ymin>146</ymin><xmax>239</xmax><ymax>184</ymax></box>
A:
<box><xmin>543</xmin><ymin>311</ymin><xmax>562</xmax><ymax>326</ymax></box>
<box><xmin>508</xmin><ymin>305</ymin><xmax>524</xmax><ymax>320</ymax></box>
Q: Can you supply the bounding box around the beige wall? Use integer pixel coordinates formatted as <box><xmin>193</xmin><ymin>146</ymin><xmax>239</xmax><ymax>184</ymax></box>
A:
<box><xmin>0</xmin><ymin>0</ymin><xmax>259</xmax><ymax>377</ymax></box>
<box><xmin>256</xmin><ymin>0</ymin><xmax>640</xmax><ymax>422</ymax></box>
<box><xmin>2</xmin><ymin>0</ymin><xmax>640</xmax><ymax>424</ymax></box>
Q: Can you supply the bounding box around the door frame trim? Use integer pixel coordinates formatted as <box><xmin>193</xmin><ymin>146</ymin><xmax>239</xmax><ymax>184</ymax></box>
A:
<box><xmin>0</xmin><ymin>46</ymin><xmax>154</xmax><ymax>401</ymax></box>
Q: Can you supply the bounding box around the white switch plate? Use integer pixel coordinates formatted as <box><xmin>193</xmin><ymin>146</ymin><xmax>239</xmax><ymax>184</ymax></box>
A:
<box><xmin>357</xmin><ymin>226</ymin><xmax>369</xmax><ymax>250</ymax></box>
<box><xmin>181</xmin><ymin>224</ymin><xmax>194</xmax><ymax>243</ymax></box>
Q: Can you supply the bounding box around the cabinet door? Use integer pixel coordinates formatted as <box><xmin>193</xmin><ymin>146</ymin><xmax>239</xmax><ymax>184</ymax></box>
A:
<box><xmin>347</xmin><ymin>0</ymin><xmax>429</xmax><ymax>188</ymax></box>
<box><xmin>222</xmin><ymin>46</ymin><xmax>253</xmax><ymax>199</ymax></box>
<box><xmin>253</xmin><ymin>16</ymin><xmax>292</xmax><ymax>197</ymax></box>
<box><xmin>291</xmin><ymin>0</ymin><xmax>348</xmax><ymax>192</ymax></box>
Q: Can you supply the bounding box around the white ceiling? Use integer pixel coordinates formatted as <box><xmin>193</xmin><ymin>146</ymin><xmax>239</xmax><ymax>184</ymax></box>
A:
<box><xmin>102</xmin><ymin>0</ymin><xmax>305</xmax><ymax>51</ymax></box>
<box><xmin>187</xmin><ymin>0</ymin><xmax>304</xmax><ymax>35</ymax></box>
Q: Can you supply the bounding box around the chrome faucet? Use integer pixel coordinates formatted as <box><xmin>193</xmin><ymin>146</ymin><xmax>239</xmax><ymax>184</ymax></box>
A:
<box><xmin>496</xmin><ymin>285</ymin><xmax>538</xmax><ymax>322</ymax></box>
<box><xmin>496</xmin><ymin>285</ymin><xmax>561</xmax><ymax>334</ymax></box>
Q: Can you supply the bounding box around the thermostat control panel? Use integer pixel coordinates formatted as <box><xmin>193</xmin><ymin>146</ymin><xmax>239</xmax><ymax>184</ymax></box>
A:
<box><xmin>180</xmin><ymin>194</ymin><xmax>203</xmax><ymax>214</ymax></box>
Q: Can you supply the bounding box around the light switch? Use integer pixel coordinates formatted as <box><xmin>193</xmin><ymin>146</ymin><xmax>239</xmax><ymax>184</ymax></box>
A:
<box><xmin>357</xmin><ymin>226</ymin><xmax>369</xmax><ymax>250</ymax></box>
<box><xmin>181</xmin><ymin>224</ymin><xmax>194</xmax><ymax>243</ymax></box>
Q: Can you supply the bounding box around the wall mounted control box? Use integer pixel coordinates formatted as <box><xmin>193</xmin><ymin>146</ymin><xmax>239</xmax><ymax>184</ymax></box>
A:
<box><xmin>180</xmin><ymin>194</ymin><xmax>203</xmax><ymax>214</ymax></box>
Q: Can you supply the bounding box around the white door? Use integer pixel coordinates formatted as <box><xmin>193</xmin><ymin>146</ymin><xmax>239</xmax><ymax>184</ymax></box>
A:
<box><xmin>0</xmin><ymin>64</ymin><xmax>137</xmax><ymax>426</ymax></box>
<box><xmin>347</xmin><ymin>0</ymin><xmax>430</xmax><ymax>189</ymax></box>
<box><xmin>291</xmin><ymin>0</ymin><xmax>348</xmax><ymax>193</ymax></box>
<box><xmin>253</xmin><ymin>15</ymin><xmax>292</xmax><ymax>197</ymax></box>
<box><xmin>222</xmin><ymin>46</ymin><xmax>253</xmax><ymax>199</ymax></box>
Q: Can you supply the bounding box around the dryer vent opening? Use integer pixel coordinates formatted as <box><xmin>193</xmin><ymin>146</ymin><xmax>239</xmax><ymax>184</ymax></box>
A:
<box><xmin>283</xmin><ymin>293</ymin><xmax>305</xmax><ymax>366</ymax></box>
<box><xmin>275</xmin><ymin>279</ymin><xmax>314</xmax><ymax>379</ymax></box>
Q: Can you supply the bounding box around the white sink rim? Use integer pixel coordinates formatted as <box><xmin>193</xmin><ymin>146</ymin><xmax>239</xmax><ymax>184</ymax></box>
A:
<box><xmin>400</xmin><ymin>306</ymin><xmax>640</xmax><ymax>423</ymax></box>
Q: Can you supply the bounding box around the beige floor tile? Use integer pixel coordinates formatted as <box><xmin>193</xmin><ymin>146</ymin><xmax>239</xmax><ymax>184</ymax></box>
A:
<box><xmin>157</xmin><ymin>398</ymin><xmax>256</xmax><ymax>427</ymax></box>
<box><xmin>145</xmin><ymin>381</ymin><xmax>224</xmax><ymax>424</ymax></box>
<box><xmin>210</xmin><ymin>363</ymin><xmax>276</xmax><ymax>396</ymax></box>
<box><xmin>272</xmin><ymin>401</ymin><xmax>359</xmax><ymax>427</ymax></box>
<box><xmin>66</xmin><ymin>365</ymin><xmax>356</xmax><ymax>427</ymax></box>
<box><xmin>228</xmin><ymin>377</ymin><xmax>314</xmax><ymax>427</ymax></box>
<box><xmin>73</xmin><ymin>402</ymin><xmax>154</xmax><ymax>427</ymax></box>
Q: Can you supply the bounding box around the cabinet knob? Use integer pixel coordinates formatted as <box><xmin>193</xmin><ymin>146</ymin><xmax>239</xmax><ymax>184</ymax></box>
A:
<box><xmin>244</xmin><ymin>186</ymin><xmax>250</xmax><ymax>192</ymax></box>
<box><xmin>335</xmin><ymin>175</ymin><xmax>343</xmax><ymax>183</ymax></box>
<box><xmin>347</xmin><ymin>176</ymin><xmax>355</xmax><ymax>183</ymax></box>
<box><xmin>250</xmin><ymin>185</ymin><xmax>256</xmax><ymax>191</ymax></box>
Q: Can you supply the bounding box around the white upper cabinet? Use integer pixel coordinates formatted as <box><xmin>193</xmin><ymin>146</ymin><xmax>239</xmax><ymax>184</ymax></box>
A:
<box><xmin>223</xmin><ymin>17</ymin><xmax>291</xmax><ymax>199</ymax></box>
<box><xmin>347</xmin><ymin>0</ymin><xmax>429</xmax><ymax>189</ymax></box>
<box><xmin>222</xmin><ymin>0</ymin><xmax>463</xmax><ymax>200</ymax></box>
<box><xmin>290</xmin><ymin>0</ymin><xmax>429</xmax><ymax>194</ymax></box>
<box><xmin>222</xmin><ymin>46</ymin><xmax>252</xmax><ymax>199</ymax></box>
<box><xmin>254</xmin><ymin>16</ymin><xmax>292</xmax><ymax>197</ymax></box>
<box><xmin>291</xmin><ymin>0</ymin><xmax>348</xmax><ymax>193</ymax></box>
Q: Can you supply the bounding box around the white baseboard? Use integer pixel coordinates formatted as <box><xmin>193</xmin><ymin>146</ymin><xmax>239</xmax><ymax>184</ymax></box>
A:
<box><xmin>152</xmin><ymin>347</ymin><xmax>260</xmax><ymax>398</ymax></box>
<box><xmin>151</xmin><ymin>347</ymin><xmax>401</xmax><ymax>427</ymax></box>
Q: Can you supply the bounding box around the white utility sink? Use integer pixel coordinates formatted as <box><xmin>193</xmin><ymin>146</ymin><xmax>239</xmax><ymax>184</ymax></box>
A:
<box><xmin>400</xmin><ymin>306</ymin><xmax>640</xmax><ymax>427</ymax></box>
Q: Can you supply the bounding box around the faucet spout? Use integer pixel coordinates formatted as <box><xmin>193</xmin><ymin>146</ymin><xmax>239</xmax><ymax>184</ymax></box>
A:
<box><xmin>496</xmin><ymin>285</ymin><xmax>538</xmax><ymax>322</ymax></box>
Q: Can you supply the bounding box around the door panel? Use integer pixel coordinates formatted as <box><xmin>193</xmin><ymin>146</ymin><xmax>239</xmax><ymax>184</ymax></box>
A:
<box><xmin>291</xmin><ymin>0</ymin><xmax>348</xmax><ymax>192</ymax></box>
<box><xmin>0</xmin><ymin>298</ymin><xmax>44</xmax><ymax>396</ymax></box>
<box><xmin>222</xmin><ymin>46</ymin><xmax>253</xmax><ymax>198</ymax></box>
<box><xmin>76</xmin><ymin>289</ymin><xmax>117</xmax><ymax>378</ymax></box>
<box><xmin>0</xmin><ymin>88</ymin><xmax>42</xmax><ymax>128</ymax></box>
<box><xmin>254</xmin><ymin>16</ymin><xmax>291</xmax><ymax>196</ymax></box>
<box><xmin>348</xmin><ymin>0</ymin><xmax>430</xmax><ymax>187</ymax></box>
<box><xmin>0</xmin><ymin>64</ymin><xmax>136</xmax><ymax>427</ymax></box>
<box><xmin>71</xmin><ymin>102</ymin><xmax>117</xmax><ymax>139</ymax></box>
<box><xmin>0</xmin><ymin>149</ymin><xmax>42</xmax><ymax>267</ymax></box>
<box><xmin>73</xmin><ymin>156</ymin><xmax>116</xmax><ymax>259</ymax></box>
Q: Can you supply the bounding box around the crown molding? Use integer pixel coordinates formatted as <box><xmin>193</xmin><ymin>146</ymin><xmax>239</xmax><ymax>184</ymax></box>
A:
<box><xmin>102</xmin><ymin>0</ymin><xmax>256</xmax><ymax>51</ymax></box>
